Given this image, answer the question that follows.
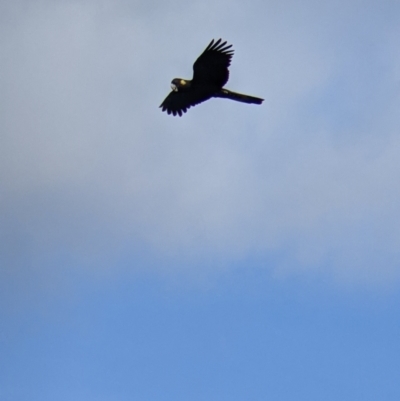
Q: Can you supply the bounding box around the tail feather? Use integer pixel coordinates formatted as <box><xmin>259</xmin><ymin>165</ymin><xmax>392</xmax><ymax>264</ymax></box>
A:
<box><xmin>216</xmin><ymin>89</ymin><xmax>263</xmax><ymax>105</ymax></box>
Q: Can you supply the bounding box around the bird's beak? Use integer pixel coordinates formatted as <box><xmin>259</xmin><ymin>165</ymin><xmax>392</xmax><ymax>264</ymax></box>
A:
<box><xmin>171</xmin><ymin>83</ymin><xmax>178</xmax><ymax>92</ymax></box>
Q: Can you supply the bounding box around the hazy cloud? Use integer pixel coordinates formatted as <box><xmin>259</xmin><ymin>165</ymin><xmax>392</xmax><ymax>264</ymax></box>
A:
<box><xmin>1</xmin><ymin>0</ymin><xmax>400</xmax><ymax>291</ymax></box>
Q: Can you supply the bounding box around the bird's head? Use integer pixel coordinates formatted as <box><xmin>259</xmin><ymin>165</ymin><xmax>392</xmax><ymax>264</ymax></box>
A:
<box><xmin>171</xmin><ymin>78</ymin><xmax>189</xmax><ymax>92</ymax></box>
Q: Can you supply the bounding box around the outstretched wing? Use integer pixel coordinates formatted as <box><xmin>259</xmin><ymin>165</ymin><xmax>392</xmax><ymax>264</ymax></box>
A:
<box><xmin>160</xmin><ymin>89</ymin><xmax>212</xmax><ymax>116</ymax></box>
<box><xmin>192</xmin><ymin>39</ymin><xmax>234</xmax><ymax>87</ymax></box>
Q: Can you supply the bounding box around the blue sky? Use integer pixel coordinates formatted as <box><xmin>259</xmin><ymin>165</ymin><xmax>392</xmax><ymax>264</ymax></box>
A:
<box><xmin>1</xmin><ymin>0</ymin><xmax>400</xmax><ymax>400</ymax></box>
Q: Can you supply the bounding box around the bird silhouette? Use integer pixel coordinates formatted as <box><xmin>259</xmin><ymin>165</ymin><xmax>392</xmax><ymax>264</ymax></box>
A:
<box><xmin>160</xmin><ymin>39</ymin><xmax>264</xmax><ymax>116</ymax></box>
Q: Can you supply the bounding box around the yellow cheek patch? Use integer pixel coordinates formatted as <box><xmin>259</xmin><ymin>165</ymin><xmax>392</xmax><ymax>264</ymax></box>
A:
<box><xmin>180</xmin><ymin>79</ymin><xmax>186</xmax><ymax>85</ymax></box>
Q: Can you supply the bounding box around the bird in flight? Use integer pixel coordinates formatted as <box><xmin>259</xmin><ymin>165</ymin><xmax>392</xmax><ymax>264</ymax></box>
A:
<box><xmin>160</xmin><ymin>39</ymin><xmax>264</xmax><ymax>116</ymax></box>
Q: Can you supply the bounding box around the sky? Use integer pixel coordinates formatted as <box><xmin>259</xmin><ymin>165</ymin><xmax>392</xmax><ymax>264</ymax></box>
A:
<box><xmin>1</xmin><ymin>0</ymin><xmax>400</xmax><ymax>400</ymax></box>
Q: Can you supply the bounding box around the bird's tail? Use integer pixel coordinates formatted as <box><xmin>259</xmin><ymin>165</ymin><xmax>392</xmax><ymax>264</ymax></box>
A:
<box><xmin>215</xmin><ymin>89</ymin><xmax>263</xmax><ymax>105</ymax></box>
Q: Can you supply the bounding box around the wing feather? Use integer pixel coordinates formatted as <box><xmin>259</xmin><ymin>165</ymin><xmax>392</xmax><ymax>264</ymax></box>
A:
<box><xmin>160</xmin><ymin>90</ymin><xmax>212</xmax><ymax>116</ymax></box>
<box><xmin>192</xmin><ymin>39</ymin><xmax>234</xmax><ymax>87</ymax></box>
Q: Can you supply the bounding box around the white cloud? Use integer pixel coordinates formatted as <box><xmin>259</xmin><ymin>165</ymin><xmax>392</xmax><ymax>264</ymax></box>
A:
<box><xmin>1</xmin><ymin>0</ymin><xmax>400</xmax><ymax>288</ymax></box>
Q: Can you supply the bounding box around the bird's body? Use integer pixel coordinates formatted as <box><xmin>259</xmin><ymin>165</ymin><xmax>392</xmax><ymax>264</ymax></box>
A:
<box><xmin>160</xmin><ymin>39</ymin><xmax>263</xmax><ymax>116</ymax></box>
